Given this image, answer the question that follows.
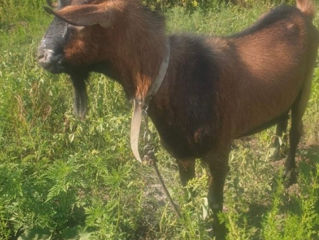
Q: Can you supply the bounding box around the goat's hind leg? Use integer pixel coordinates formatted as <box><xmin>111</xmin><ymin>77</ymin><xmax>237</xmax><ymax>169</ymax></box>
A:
<box><xmin>285</xmin><ymin>106</ymin><xmax>302</xmax><ymax>185</ymax></box>
<box><xmin>285</xmin><ymin>76</ymin><xmax>312</xmax><ymax>186</ymax></box>
<box><xmin>271</xmin><ymin>114</ymin><xmax>289</xmax><ymax>160</ymax></box>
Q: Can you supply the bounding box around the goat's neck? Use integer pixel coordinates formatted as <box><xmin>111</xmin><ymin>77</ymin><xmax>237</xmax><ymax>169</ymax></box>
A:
<box><xmin>106</xmin><ymin>12</ymin><xmax>166</xmax><ymax>100</ymax></box>
<box><xmin>111</xmin><ymin>37</ymin><xmax>166</xmax><ymax>100</ymax></box>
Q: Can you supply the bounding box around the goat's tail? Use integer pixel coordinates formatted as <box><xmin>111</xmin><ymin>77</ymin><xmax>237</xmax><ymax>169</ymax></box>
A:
<box><xmin>297</xmin><ymin>0</ymin><xmax>316</xmax><ymax>20</ymax></box>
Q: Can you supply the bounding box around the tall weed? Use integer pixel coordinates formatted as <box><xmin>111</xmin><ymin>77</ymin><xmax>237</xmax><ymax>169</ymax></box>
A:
<box><xmin>0</xmin><ymin>1</ymin><xmax>318</xmax><ymax>239</ymax></box>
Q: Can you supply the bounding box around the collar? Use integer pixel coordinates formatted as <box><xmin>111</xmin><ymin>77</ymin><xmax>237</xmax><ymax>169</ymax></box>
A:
<box><xmin>130</xmin><ymin>40</ymin><xmax>171</xmax><ymax>163</ymax></box>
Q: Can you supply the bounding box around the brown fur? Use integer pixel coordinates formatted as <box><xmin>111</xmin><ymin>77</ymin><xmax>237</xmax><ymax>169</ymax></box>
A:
<box><xmin>58</xmin><ymin>0</ymin><xmax>167</xmax><ymax>99</ymax></box>
<box><xmin>42</xmin><ymin>0</ymin><xmax>319</xmax><ymax>239</ymax></box>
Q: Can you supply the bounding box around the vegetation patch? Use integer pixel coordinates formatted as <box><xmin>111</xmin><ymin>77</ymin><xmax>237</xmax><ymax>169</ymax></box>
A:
<box><xmin>0</xmin><ymin>0</ymin><xmax>318</xmax><ymax>239</ymax></box>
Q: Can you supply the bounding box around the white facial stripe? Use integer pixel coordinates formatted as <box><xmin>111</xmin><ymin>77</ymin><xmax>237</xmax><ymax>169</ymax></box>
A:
<box><xmin>40</xmin><ymin>38</ymin><xmax>47</xmax><ymax>48</ymax></box>
<box><xmin>62</xmin><ymin>24</ymin><xmax>68</xmax><ymax>38</ymax></box>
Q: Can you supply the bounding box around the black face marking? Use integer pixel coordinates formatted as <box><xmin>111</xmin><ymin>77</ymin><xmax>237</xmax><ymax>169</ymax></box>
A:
<box><xmin>37</xmin><ymin>16</ymin><xmax>69</xmax><ymax>73</ymax></box>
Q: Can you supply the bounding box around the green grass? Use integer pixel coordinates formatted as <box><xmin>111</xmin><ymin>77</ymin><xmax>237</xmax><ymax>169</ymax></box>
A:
<box><xmin>0</xmin><ymin>1</ymin><xmax>319</xmax><ymax>239</ymax></box>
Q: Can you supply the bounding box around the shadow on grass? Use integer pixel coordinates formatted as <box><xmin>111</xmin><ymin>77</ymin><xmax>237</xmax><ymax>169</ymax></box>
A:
<box><xmin>243</xmin><ymin>145</ymin><xmax>319</xmax><ymax>239</ymax></box>
<box><xmin>299</xmin><ymin>144</ymin><xmax>319</xmax><ymax>166</ymax></box>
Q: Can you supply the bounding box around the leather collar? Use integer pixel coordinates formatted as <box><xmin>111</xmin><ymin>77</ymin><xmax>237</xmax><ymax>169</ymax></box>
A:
<box><xmin>130</xmin><ymin>40</ymin><xmax>171</xmax><ymax>163</ymax></box>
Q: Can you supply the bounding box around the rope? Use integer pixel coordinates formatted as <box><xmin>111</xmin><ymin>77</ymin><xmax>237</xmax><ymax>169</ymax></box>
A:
<box><xmin>151</xmin><ymin>156</ymin><xmax>182</xmax><ymax>218</ymax></box>
<box><xmin>129</xmin><ymin>39</ymin><xmax>178</xmax><ymax>217</ymax></box>
<box><xmin>143</xmin><ymin>115</ymin><xmax>181</xmax><ymax>219</ymax></box>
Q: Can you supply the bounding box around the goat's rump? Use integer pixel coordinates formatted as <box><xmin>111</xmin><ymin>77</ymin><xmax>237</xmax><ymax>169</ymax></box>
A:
<box><xmin>205</xmin><ymin>4</ymin><xmax>319</xmax><ymax>139</ymax></box>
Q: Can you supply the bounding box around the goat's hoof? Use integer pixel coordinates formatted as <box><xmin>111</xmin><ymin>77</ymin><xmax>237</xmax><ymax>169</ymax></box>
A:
<box><xmin>268</xmin><ymin>147</ymin><xmax>280</xmax><ymax>161</ymax></box>
<box><xmin>213</xmin><ymin>223</ymin><xmax>227</xmax><ymax>240</ymax></box>
<box><xmin>284</xmin><ymin>169</ymin><xmax>297</xmax><ymax>187</ymax></box>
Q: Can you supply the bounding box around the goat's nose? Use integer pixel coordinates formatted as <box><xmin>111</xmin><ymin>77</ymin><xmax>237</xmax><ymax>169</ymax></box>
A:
<box><xmin>37</xmin><ymin>49</ymin><xmax>55</xmax><ymax>65</ymax></box>
<box><xmin>37</xmin><ymin>47</ymin><xmax>64</xmax><ymax>73</ymax></box>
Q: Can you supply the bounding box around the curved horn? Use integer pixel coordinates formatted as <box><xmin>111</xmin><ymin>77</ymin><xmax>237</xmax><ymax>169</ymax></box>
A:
<box><xmin>58</xmin><ymin>0</ymin><xmax>66</xmax><ymax>8</ymax></box>
<box><xmin>46</xmin><ymin>0</ymin><xmax>53</xmax><ymax>7</ymax></box>
<box><xmin>43</xmin><ymin>6</ymin><xmax>88</xmax><ymax>26</ymax></box>
<box><xmin>44</xmin><ymin>3</ymin><xmax>112</xmax><ymax>28</ymax></box>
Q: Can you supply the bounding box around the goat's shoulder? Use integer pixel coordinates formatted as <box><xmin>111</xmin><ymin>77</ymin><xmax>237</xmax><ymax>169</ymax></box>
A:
<box><xmin>169</xmin><ymin>34</ymin><xmax>213</xmax><ymax>56</ymax></box>
<box><xmin>168</xmin><ymin>33</ymin><xmax>226</xmax><ymax>65</ymax></box>
<box><xmin>168</xmin><ymin>34</ymin><xmax>221</xmax><ymax>79</ymax></box>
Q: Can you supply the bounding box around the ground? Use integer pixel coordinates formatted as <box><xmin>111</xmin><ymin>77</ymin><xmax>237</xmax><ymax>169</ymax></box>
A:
<box><xmin>0</xmin><ymin>1</ymin><xmax>318</xmax><ymax>239</ymax></box>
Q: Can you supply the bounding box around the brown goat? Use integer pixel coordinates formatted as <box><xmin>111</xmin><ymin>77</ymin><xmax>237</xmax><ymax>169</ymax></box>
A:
<box><xmin>38</xmin><ymin>0</ymin><xmax>319</xmax><ymax>238</ymax></box>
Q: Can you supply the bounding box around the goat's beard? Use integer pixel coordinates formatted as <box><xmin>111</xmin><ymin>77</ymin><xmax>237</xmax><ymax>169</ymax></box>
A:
<box><xmin>70</xmin><ymin>73</ymin><xmax>88</xmax><ymax>119</ymax></box>
<box><xmin>66</xmin><ymin>61</ymin><xmax>115</xmax><ymax>119</ymax></box>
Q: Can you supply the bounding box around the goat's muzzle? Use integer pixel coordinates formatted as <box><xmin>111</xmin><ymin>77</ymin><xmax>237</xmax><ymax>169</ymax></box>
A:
<box><xmin>38</xmin><ymin>42</ymin><xmax>65</xmax><ymax>73</ymax></box>
<box><xmin>37</xmin><ymin>48</ymin><xmax>64</xmax><ymax>73</ymax></box>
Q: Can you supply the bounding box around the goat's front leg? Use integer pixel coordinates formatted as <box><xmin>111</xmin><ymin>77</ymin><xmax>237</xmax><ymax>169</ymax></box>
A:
<box><xmin>203</xmin><ymin>148</ymin><xmax>230</xmax><ymax>240</ymax></box>
<box><xmin>177</xmin><ymin>158</ymin><xmax>195</xmax><ymax>186</ymax></box>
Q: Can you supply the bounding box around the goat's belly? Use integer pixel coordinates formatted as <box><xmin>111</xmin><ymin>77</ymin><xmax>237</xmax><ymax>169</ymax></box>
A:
<box><xmin>232</xmin><ymin>80</ymin><xmax>301</xmax><ymax>138</ymax></box>
<box><xmin>152</xmin><ymin>121</ymin><xmax>215</xmax><ymax>159</ymax></box>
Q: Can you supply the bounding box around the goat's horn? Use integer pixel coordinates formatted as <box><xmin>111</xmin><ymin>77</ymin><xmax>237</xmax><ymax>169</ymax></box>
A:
<box><xmin>46</xmin><ymin>0</ymin><xmax>53</xmax><ymax>7</ymax></box>
<box><xmin>43</xmin><ymin>6</ymin><xmax>86</xmax><ymax>26</ymax></box>
<box><xmin>44</xmin><ymin>6</ymin><xmax>54</xmax><ymax>15</ymax></box>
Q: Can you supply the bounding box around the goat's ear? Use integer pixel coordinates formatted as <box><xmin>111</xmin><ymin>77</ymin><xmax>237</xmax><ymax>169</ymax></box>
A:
<box><xmin>44</xmin><ymin>3</ymin><xmax>112</xmax><ymax>28</ymax></box>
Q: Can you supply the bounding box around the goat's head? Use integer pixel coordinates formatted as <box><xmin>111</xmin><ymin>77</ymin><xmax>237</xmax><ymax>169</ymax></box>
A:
<box><xmin>37</xmin><ymin>0</ymin><xmax>123</xmax><ymax>74</ymax></box>
<box><xmin>38</xmin><ymin>0</ymin><xmax>134</xmax><ymax>118</ymax></box>
<box><xmin>38</xmin><ymin>0</ymin><xmax>165</xmax><ymax>117</ymax></box>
